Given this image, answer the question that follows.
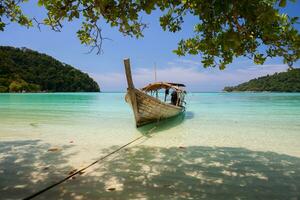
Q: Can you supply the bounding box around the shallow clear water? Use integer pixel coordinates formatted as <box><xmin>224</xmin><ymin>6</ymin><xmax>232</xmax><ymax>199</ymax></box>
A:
<box><xmin>1</xmin><ymin>92</ymin><xmax>299</xmax><ymax>156</ymax></box>
<box><xmin>0</xmin><ymin>93</ymin><xmax>300</xmax><ymax>199</ymax></box>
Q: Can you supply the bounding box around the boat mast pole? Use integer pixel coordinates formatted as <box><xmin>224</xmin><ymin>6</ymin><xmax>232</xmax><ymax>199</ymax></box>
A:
<box><xmin>154</xmin><ymin>62</ymin><xmax>157</xmax><ymax>82</ymax></box>
<box><xmin>154</xmin><ymin>62</ymin><xmax>158</xmax><ymax>98</ymax></box>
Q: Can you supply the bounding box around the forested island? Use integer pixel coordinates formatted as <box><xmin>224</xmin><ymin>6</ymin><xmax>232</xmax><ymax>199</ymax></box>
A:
<box><xmin>0</xmin><ymin>46</ymin><xmax>100</xmax><ymax>93</ymax></box>
<box><xmin>224</xmin><ymin>68</ymin><xmax>300</xmax><ymax>92</ymax></box>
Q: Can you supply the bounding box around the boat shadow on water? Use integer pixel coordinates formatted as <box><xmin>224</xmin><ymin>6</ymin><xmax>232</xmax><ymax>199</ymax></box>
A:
<box><xmin>1</xmin><ymin>140</ymin><xmax>299</xmax><ymax>199</ymax></box>
<box><xmin>137</xmin><ymin>111</ymin><xmax>194</xmax><ymax>135</ymax></box>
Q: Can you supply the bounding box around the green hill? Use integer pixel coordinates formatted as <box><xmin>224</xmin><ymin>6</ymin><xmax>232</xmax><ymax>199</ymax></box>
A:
<box><xmin>224</xmin><ymin>68</ymin><xmax>300</xmax><ymax>92</ymax></box>
<box><xmin>0</xmin><ymin>46</ymin><xmax>100</xmax><ymax>93</ymax></box>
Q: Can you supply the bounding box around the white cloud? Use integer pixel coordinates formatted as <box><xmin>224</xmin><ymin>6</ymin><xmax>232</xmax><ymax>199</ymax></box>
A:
<box><xmin>172</xmin><ymin>59</ymin><xmax>202</xmax><ymax>67</ymax></box>
<box><xmin>89</xmin><ymin>60</ymin><xmax>289</xmax><ymax>92</ymax></box>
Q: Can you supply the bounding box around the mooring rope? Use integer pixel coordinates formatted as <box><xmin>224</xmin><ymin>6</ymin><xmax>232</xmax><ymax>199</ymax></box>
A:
<box><xmin>23</xmin><ymin>126</ymin><xmax>157</xmax><ymax>200</ymax></box>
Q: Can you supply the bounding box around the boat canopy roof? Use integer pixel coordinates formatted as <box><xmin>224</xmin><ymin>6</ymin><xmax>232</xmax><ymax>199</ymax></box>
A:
<box><xmin>141</xmin><ymin>82</ymin><xmax>186</xmax><ymax>92</ymax></box>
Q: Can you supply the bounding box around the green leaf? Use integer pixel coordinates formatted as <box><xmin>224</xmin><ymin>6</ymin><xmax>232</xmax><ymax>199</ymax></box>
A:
<box><xmin>37</xmin><ymin>0</ymin><xmax>43</xmax><ymax>7</ymax></box>
<box><xmin>219</xmin><ymin>63</ymin><xmax>226</xmax><ymax>70</ymax></box>
<box><xmin>0</xmin><ymin>22</ymin><xmax>5</xmax><ymax>31</ymax></box>
<box><xmin>279</xmin><ymin>0</ymin><xmax>286</xmax><ymax>7</ymax></box>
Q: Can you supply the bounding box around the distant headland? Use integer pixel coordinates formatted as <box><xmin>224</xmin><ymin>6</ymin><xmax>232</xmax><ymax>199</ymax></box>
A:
<box><xmin>224</xmin><ymin>68</ymin><xmax>300</xmax><ymax>92</ymax></box>
<box><xmin>0</xmin><ymin>46</ymin><xmax>100</xmax><ymax>93</ymax></box>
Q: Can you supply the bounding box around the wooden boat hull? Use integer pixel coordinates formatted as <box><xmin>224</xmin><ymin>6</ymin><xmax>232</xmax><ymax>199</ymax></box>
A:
<box><xmin>126</xmin><ymin>88</ymin><xmax>185</xmax><ymax>127</ymax></box>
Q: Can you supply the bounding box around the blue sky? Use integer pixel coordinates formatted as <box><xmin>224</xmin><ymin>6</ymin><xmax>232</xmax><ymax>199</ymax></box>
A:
<box><xmin>1</xmin><ymin>1</ymin><xmax>299</xmax><ymax>92</ymax></box>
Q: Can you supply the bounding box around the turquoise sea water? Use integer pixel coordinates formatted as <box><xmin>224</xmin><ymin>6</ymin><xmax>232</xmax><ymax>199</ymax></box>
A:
<box><xmin>0</xmin><ymin>93</ymin><xmax>300</xmax><ymax>199</ymax></box>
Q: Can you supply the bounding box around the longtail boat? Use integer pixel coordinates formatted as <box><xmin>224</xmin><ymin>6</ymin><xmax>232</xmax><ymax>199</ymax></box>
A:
<box><xmin>124</xmin><ymin>58</ymin><xmax>186</xmax><ymax>127</ymax></box>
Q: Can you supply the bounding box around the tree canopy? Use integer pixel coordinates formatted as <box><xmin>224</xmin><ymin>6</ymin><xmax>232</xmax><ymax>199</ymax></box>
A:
<box><xmin>224</xmin><ymin>68</ymin><xmax>300</xmax><ymax>92</ymax></box>
<box><xmin>0</xmin><ymin>46</ymin><xmax>100</xmax><ymax>92</ymax></box>
<box><xmin>1</xmin><ymin>0</ymin><xmax>299</xmax><ymax>69</ymax></box>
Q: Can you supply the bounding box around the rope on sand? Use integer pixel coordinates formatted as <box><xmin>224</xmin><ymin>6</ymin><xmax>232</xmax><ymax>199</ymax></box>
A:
<box><xmin>23</xmin><ymin>126</ymin><xmax>157</xmax><ymax>200</ymax></box>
